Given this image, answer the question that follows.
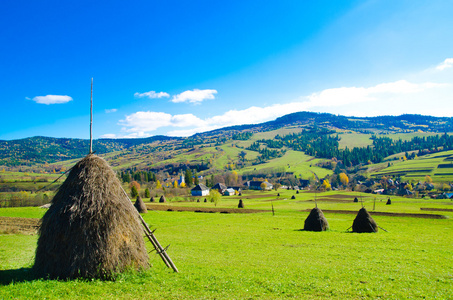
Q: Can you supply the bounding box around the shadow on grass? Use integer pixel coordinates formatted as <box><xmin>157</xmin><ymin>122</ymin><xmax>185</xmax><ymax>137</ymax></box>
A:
<box><xmin>0</xmin><ymin>268</ymin><xmax>37</xmax><ymax>285</ymax></box>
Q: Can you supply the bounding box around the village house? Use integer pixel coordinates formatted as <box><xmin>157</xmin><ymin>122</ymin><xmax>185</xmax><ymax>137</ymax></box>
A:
<box><xmin>191</xmin><ymin>184</ymin><xmax>210</xmax><ymax>196</ymax></box>
<box><xmin>224</xmin><ymin>188</ymin><xmax>236</xmax><ymax>196</ymax></box>
<box><xmin>212</xmin><ymin>183</ymin><xmax>227</xmax><ymax>194</ymax></box>
<box><xmin>245</xmin><ymin>180</ymin><xmax>273</xmax><ymax>190</ymax></box>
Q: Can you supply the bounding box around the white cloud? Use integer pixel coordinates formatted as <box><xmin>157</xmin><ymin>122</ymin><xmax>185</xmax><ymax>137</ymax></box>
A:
<box><xmin>436</xmin><ymin>58</ymin><xmax>453</xmax><ymax>71</ymax></box>
<box><xmin>116</xmin><ymin>78</ymin><xmax>451</xmax><ymax>137</ymax></box>
<box><xmin>304</xmin><ymin>80</ymin><xmax>447</xmax><ymax>108</ymax></box>
<box><xmin>31</xmin><ymin>95</ymin><xmax>73</xmax><ymax>105</ymax></box>
<box><xmin>171</xmin><ymin>89</ymin><xmax>217</xmax><ymax>104</ymax></box>
<box><xmin>105</xmin><ymin>108</ymin><xmax>117</xmax><ymax>113</ymax></box>
<box><xmin>134</xmin><ymin>91</ymin><xmax>170</xmax><ymax>99</ymax></box>
<box><xmin>110</xmin><ymin>58</ymin><xmax>453</xmax><ymax>138</ymax></box>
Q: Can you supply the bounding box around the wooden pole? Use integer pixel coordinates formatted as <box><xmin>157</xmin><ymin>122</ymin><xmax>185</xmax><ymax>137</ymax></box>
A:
<box><xmin>89</xmin><ymin>78</ymin><xmax>93</xmax><ymax>154</ymax></box>
<box><xmin>120</xmin><ymin>186</ymin><xmax>178</xmax><ymax>272</ymax></box>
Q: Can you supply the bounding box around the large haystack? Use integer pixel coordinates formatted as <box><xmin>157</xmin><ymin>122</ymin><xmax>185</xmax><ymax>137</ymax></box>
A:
<box><xmin>34</xmin><ymin>154</ymin><xmax>149</xmax><ymax>279</ymax></box>
<box><xmin>304</xmin><ymin>207</ymin><xmax>329</xmax><ymax>231</ymax></box>
<box><xmin>352</xmin><ymin>207</ymin><xmax>378</xmax><ymax>233</ymax></box>
<box><xmin>134</xmin><ymin>196</ymin><xmax>147</xmax><ymax>213</ymax></box>
<box><xmin>159</xmin><ymin>195</ymin><xmax>166</xmax><ymax>203</ymax></box>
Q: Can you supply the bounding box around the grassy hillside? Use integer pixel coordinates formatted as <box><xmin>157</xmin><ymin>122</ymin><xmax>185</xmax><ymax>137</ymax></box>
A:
<box><xmin>372</xmin><ymin>150</ymin><xmax>453</xmax><ymax>182</ymax></box>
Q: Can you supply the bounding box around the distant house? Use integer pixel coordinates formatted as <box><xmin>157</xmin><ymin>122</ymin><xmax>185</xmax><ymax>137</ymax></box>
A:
<box><xmin>212</xmin><ymin>183</ymin><xmax>227</xmax><ymax>194</ymax></box>
<box><xmin>439</xmin><ymin>192</ymin><xmax>453</xmax><ymax>199</ymax></box>
<box><xmin>224</xmin><ymin>188</ymin><xmax>236</xmax><ymax>196</ymax></box>
<box><xmin>245</xmin><ymin>180</ymin><xmax>273</xmax><ymax>190</ymax></box>
<box><xmin>230</xmin><ymin>186</ymin><xmax>242</xmax><ymax>193</ymax></box>
<box><xmin>373</xmin><ymin>189</ymin><xmax>385</xmax><ymax>194</ymax></box>
<box><xmin>191</xmin><ymin>184</ymin><xmax>210</xmax><ymax>196</ymax></box>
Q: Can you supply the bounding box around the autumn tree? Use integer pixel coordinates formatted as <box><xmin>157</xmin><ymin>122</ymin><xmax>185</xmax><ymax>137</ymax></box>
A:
<box><xmin>130</xmin><ymin>181</ymin><xmax>141</xmax><ymax>191</ymax></box>
<box><xmin>322</xmin><ymin>179</ymin><xmax>331</xmax><ymax>191</ymax></box>
<box><xmin>155</xmin><ymin>180</ymin><xmax>162</xmax><ymax>189</ymax></box>
<box><xmin>339</xmin><ymin>173</ymin><xmax>349</xmax><ymax>187</ymax></box>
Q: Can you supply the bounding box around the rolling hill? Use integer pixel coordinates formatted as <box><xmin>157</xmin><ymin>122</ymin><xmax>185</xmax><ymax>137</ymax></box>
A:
<box><xmin>2</xmin><ymin>111</ymin><xmax>453</xmax><ymax>183</ymax></box>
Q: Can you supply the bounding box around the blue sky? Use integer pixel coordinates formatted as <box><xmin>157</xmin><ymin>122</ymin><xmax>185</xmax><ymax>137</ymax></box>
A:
<box><xmin>1</xmin><ymin>0</ymin><xmax>453</xmax><ymax>140</ymax></box>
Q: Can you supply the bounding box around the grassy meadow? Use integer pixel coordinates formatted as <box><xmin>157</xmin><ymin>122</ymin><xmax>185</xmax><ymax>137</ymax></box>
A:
<box><xmin>372</xmin><ymin>149</ymin><xmax>453</xmax><ymax>183</ymax></box>
<box><xmin>1</xmin><ymin>189</ymin><xmax>452</xmax><ymax>299</ymax></box>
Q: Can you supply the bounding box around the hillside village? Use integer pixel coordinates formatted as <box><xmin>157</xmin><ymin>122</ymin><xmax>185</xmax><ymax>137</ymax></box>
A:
<box><xmin>2</xmin><ymin>112</ymin><xmax>453</xmax><ymax>208</ymax></box>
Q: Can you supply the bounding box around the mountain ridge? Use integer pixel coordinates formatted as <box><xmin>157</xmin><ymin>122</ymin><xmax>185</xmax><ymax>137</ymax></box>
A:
<box><xmin>1</xmin><ymin>111</ymin><xmax>453</xmax><ymax>167</ymax></box>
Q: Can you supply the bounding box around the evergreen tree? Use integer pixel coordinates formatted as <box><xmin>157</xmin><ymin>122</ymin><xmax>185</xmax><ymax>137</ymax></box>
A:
<box><xmin>131</xmin><ymin>185</ymin><xmax>139</xmax><ymax>198</ymax></box>
<box><xmin>185</xmin><ymin>169</ymin><xmax>193</xmax><ymax>187</ymax></box>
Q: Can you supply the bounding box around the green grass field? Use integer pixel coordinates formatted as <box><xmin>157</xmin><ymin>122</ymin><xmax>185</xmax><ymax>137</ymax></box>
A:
<box><xmin>238</xmin><ymin>150</ymin><xmax>331</xmax><ymax>179</ymax></box>
<box><xmin>1</xmin><ymin>190</ymin><xmax>452</xmax><ymax>299</ymax></box>
<box><xmin>372</xmin><ymin>149</ymin><xmax>453</xmax><ymax>182</ymax></box>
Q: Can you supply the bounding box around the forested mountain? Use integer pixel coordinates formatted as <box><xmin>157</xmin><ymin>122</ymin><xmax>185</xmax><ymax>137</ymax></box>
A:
<box><xmin>0</xmin><ymin>135</ymin><xmax>179</xmax><ymax>166</ymax></box>
<box><xmin>1</xmin><ymin>111</ymin><xmax>453</xmax><ymax>167</ymax></box>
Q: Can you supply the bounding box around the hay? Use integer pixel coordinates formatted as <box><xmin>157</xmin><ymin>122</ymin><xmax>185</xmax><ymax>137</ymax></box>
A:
<box><xmin>353</xmin><ymin>197</ymin><xmax>358</xmax><ymax>202</ymax></box>
<box><xmin>291</xmin><ymin>195</ymin><xmax>296</xmax><ymax>199</ymax></box>
<box><xmin>204</xmin><ymin>198</ymin><xmax>207</xmax><ymax>203</ymax></box>
<box><xmin>238</xmin><ymin>199</ymin><xmax>244</xmax><ymax>208</ymax></box>
<box><xmin>386</xmin><ymin>198</ymin><xmax>391</xmax><ymax>205</ymax></box>
<box><xmin>150</xmin><ymin>196</ymin><xmax>155</xmax><ymax>202</ymax></box>
<box><xmin>159</xmin><ymin>195</ymin><xmax>166</xmax><ymax>203</ymax></box>
<box><xmin>134</xmin><ymin>196</ymin><xmax>147</xmax><ymax>213</ymax></box>
<box><xmin>34</xmin><ymin>154</ymin><xmax>148</xmax><ymax>280</ymax></box>
<box><xmin>352</xmin><ymin>207</ymin><xmax>378</xmax><ymax>233</ymax></box>
<box><xmin>304</xmin><ymin>207</ymin><xmax>329</xmax><ymax>231</ymax></box>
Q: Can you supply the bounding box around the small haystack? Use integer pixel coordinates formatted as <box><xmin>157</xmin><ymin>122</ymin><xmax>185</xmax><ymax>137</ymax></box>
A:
<box><xmin>296</xmin><ymin>190</ymin><xmax>299</xmax><ymax>194</ymax></box>
<box><xmin>353</xmin><ymin>197</ymin><xmax>359</xmax><ymax>202</ymax></box>
<box><xmin>159</xmin><ymin>195</ymin><xmax>166</xmax><ymax>203</ymax></box>
<box><xmin>291</xmin><ymin>195</ymin><xmax>296</xmax><ymax>200</ymax></box>
<box><xmin>386</xmin><ymin>198</ymin><xmax>391</xmax><ymax>205</ymax></box>
<box><xmin>197</xmin><ymin>199</ymin><xmax>200</xmax><ymax>202</ymax></box>
<box><xmin>352</xmin><ymin>207</ymin><xmax>378</xmax><ymax>233</ymax></box>
<box><xmin>150</xmin><ymin>196</ymin><xmax>155</xmax><ymax>202</ymax></box>
<box><xmin>304</xmin><ymin>207</ymin><xmax>329</xmax><ymax>231</ymax></box>
<box><xmin>34</xmin><ymin>154</ymin><xmax>148</xmax><ymax>279</ymax></box>
<box><xmin>134</xmin><ymin>196</ymin><xmax>148</xmax><ymax>213</ymax></box>
<box><xmin>238</xmin><ymin>199</ymin><xmax>244</xmax><ymax>208</ymax></box>
<box><xmin>204</xmin><ymin>198</ymin><xmax>207</xmax><ymax>203</ymax></box>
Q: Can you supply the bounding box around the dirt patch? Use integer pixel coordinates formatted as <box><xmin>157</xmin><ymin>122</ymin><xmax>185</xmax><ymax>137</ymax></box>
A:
<box><xmin>0</xmin><ymin>217</ymin><xmax>40</xmax><ymax>235</ymax></box>
<box><xmin>305</xmin><ymin>209</ymin><xmax>447</xmax><ymax>219</ymax></box>
<box><xmin>146</xmin><ymin>204</ymin><xmax>268</xmax><ymax>214</ymax></box>
<box><xmin>420</xmin><ymin>208</ymin><xmax>453</xmax><ymax>212</ymax></box>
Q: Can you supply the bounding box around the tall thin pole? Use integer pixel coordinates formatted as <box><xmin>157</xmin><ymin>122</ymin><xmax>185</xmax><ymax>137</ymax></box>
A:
<box><xmin>90</xmin><ymin>78</ymin><xmax>93</xmax><ymax>154</ymax></box>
